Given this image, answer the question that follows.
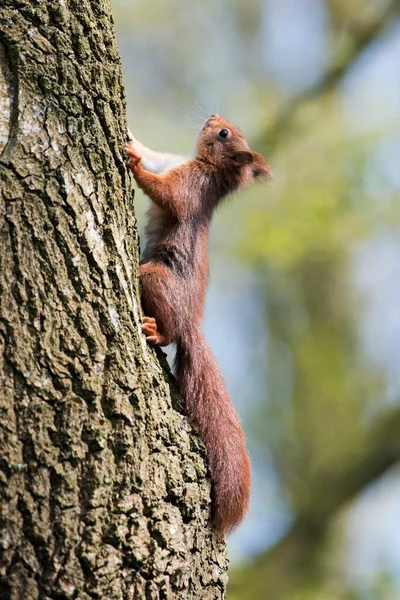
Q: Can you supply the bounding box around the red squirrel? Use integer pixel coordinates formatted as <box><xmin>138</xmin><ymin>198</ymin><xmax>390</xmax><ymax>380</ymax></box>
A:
<box><xmin>125</xmin><ymin>115</ymin><xmax>271</xmax><ymax>535</ymax></box>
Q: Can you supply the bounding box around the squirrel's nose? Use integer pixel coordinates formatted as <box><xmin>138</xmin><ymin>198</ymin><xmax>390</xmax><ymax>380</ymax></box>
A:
<box><xmin>204</xmin><ymin>114</ymin><xmax>217</xmax><ymax>128</ymax></box>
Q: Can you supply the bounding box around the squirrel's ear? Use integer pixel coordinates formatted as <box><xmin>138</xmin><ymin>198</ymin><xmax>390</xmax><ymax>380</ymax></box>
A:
<box><xmin>230</xmin><ymin>151</ymin><xmax>254</xmax><ymax>165</ymax></box>
<box><xmin>252</xmin><ymin>151</ymin><xmax>273</xmax><ymax>181</ymax></box>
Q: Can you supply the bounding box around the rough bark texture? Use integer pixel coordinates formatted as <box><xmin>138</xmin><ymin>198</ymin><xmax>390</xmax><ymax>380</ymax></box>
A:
<box><xmin>0</xmin><ymin>1</ymin><xmax>227</xmax><ymax>598</ymax></box>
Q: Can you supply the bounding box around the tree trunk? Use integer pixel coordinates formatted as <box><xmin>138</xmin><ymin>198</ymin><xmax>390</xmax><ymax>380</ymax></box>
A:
<box><xmin>0</xmin><ymin>2</ymin><xmax>227</xmax><ymax>598</ymax></box>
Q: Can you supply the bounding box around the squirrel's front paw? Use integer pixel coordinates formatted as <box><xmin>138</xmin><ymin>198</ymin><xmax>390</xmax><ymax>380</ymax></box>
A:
<box><xmin>125</xmin><ymin>142</ymin><xmax>142</xmax><ymax>169</ymax></box>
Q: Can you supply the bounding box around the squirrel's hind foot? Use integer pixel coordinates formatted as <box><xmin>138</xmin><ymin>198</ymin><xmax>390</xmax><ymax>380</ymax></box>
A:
<box><xmin>142</xmin><ymin>316</ymin><xmax>169</xmax><ymax>346</ymax></box>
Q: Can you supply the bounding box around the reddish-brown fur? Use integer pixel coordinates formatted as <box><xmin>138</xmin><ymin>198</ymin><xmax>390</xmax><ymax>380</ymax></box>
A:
<box><xmin>126</xmin><ymin>115</ymin><xmax>271</xmax><ymax>535</ymax></box>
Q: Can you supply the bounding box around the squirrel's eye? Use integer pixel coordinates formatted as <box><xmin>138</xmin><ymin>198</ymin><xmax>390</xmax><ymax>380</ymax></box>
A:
<box><xmin>218</xmin><ymin>129</ymin><xmax>229</xmax><ymax>139</ymax></box>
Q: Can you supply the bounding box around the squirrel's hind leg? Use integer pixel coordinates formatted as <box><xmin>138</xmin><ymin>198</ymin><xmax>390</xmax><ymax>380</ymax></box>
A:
<box><xmin>140</xmin><ymin>262</ymin><xmax>179</xmax><ymax>344</ymax></box>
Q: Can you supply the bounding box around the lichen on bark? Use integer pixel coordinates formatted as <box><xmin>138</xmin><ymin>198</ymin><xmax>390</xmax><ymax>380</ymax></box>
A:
<box><xmin>0</xmin><ymin>1</ymin><xmax>227</xmax><ymax>598</ymax></box>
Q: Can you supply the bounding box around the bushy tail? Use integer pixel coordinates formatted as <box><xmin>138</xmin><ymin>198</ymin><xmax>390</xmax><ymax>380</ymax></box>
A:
<box><xmin>174</xmin><ymin>327</ymin><xmax>251</xmax><ymax>535</ymax></box>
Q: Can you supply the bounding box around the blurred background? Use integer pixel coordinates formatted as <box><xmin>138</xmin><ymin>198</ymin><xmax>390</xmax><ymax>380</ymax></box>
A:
<box><xmin>112</xmin><ymin>0</ymin><xmax>400</xmax><ymax>597</ymax></box>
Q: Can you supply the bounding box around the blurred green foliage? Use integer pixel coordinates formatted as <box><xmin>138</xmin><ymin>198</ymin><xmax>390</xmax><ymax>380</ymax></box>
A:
<box><xmin>113</xmin><ymin>0</ymin><xmax>400</xmax><ymax>597</ymax></box>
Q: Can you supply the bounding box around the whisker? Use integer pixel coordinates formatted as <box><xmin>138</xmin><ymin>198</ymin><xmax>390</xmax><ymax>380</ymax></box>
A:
<box><xmin>216</xmin><ymin>99</ymin><xmax>228</xmax><ymax>120</ymax></box>
<box><xmin>188</xmin><ymin>109</ymin><xmax>205</xmax><ymax>127</ymax></box>
<box><xmin>201</xmin><ymin>97</ymin><xmax>216</xmax><ymax>119</ymax></box>
<box><xmin>193</xmin><ymin>98</ymin><xmax>208</xmax><ymax>121</ymax></box>
<box><xmin>175</xmin><ymin>107</ymin><xmax>204</xmax><ymax>130</ymax></box>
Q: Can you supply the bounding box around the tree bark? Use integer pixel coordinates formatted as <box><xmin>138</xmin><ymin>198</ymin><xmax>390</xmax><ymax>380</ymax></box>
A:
<box><xmin>0</xmin><ymin>1</ymin><xmax>227</xmax><ymax>598</ymax></box>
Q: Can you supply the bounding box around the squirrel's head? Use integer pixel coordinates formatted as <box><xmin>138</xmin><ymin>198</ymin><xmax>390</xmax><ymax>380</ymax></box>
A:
<box><xmin>196</xmin><ymin>114</ymin><xmax>272</xmax><ymax>182</ymax></box>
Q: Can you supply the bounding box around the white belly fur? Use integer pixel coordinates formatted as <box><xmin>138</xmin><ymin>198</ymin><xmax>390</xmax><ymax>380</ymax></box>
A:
<box><xmin>141</xmin><ymin>201</ymin><xmax>168</xmax><ymax>263</ymax></box>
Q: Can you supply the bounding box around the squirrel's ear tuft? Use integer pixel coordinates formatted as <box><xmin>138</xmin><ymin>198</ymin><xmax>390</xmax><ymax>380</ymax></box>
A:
<box><xmin>231</xmin><ymin>151</ymin><xmax>254</xmax><ymax>165</ymax></box>
<box><xmin>252</xmin><ymin>152</ymin><xmax>273</xmax><ymax>182</ymax></box>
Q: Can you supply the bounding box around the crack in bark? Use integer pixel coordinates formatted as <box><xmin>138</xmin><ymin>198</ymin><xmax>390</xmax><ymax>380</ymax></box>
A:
<box><xmin>0</xmin><ymin>33</ymin><xmax>19</xmax><ymax>163</ymax></box>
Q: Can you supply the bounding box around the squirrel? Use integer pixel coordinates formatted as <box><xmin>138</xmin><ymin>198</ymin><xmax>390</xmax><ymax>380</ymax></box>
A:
<box><xmin>125</xmin><ymin>114</ymin><xmax>271</xmax><ymax>535</ymax></box>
